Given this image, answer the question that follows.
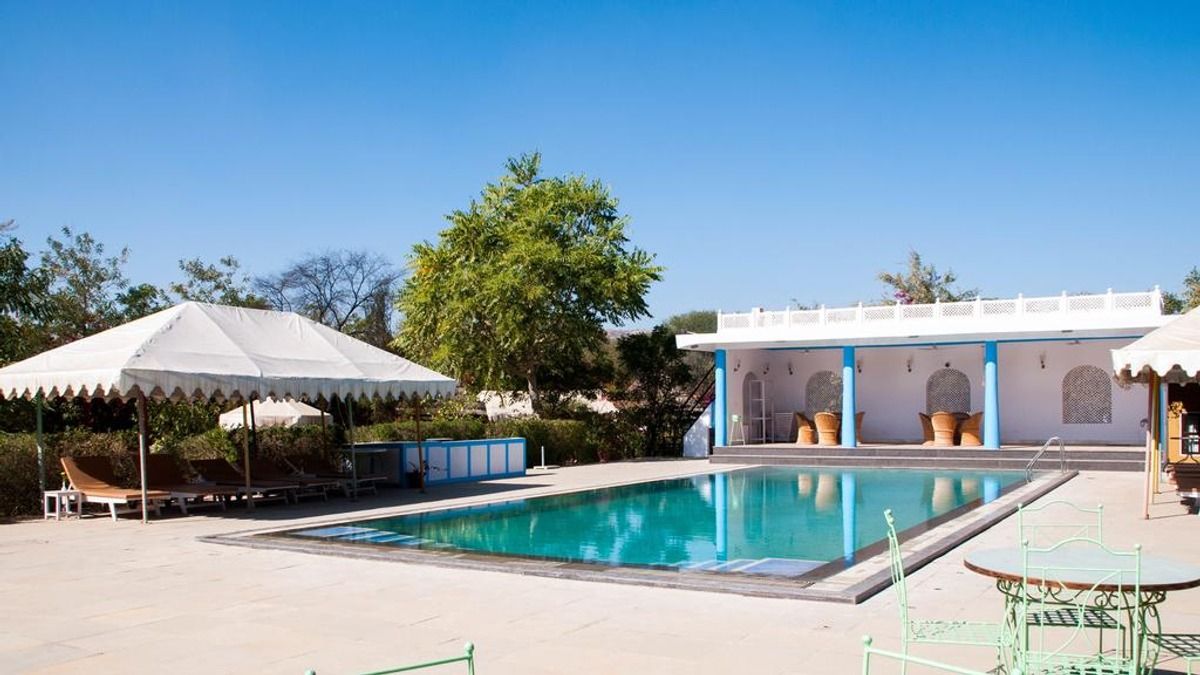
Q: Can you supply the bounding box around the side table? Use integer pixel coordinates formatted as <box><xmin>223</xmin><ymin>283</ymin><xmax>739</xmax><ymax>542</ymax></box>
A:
<box><xmin>43</xmin><ymin>489</ymin><xmax>83</xmax><ymax>520</ymax></box>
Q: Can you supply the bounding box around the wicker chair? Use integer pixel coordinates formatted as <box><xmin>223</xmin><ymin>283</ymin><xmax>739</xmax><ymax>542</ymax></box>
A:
<box><xmin>959</xmin><ymin>412</ymin><xmax>984</xmax><ymax>446</ymax></box>
<box><xmin>918</xmin><ymin>412</ymin><xmax>935</xmax><ymax>445</ymax></box>
<box><xmin>855</xmin><ymin>411</ymin><xmax>865</xmax><ymax>443</ymax></box>
<box><xmin>930</xmin><ymin>411</ymin><xmax>959</xmax><ymax>447</ymax></box>
<box><xmin>794</xmin><ymin>412</ymin><xmax>817</xmax><ymax>445</ymax></box>
<box><xmin>814</xmin><ymin>412</ymin><xmax>840</xmax><ymax>446</ymax></box>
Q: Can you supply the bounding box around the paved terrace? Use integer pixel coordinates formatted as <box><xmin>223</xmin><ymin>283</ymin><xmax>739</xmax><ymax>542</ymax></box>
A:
<box><xmin>2</xmin><ymin>461</ymin><xmax>1196</xmax><ymax>674</ymax></box>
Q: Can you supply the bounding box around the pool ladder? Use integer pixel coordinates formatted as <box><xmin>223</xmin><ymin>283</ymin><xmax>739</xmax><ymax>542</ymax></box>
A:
<box><xmin>1025</xmin><ymin>436</ymin><xmax>1066</xmax><ymax>482</ymax></box>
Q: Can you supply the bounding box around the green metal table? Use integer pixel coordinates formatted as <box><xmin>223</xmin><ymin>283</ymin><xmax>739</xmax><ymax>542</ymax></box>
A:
<box><xmin>965</xmin><ymin>547</ymin><xmax>1200</xmax><ymax>673</ymax></box>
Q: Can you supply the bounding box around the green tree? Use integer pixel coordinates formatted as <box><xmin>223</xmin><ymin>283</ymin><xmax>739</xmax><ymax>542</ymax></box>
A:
<box><xmin>38</xmin><ymin>227</ymin><xmax>167</xmax><ymax>344</ymax></box>
<box><xmin>662</xmin><ymin>309</ymin><xmax>717</xmax><ymax>335</ymax></box>
<box><xmin>396</xmin><ymin>152</ymin><xmax>662</xmax><ymax>415</ymax></box>
<box><xmin>610</xmin><ymin>326</ymin><xmax>693</xmax><ymax>455</ymax></box>
<box><xmin>1162</xmin><ymin>268</ymin><xmax>1200</xmax><ymax>314</ymax></box>
<box><xmin>170</xmin><ymin>256</ymin><xmax>268</xmax><ymax>308</ymax></box>
<box><xmin>878</xmin><ymin>249</ymin><xmax>977</xmax><ymax>304</ymax></box>
<box><xmin>0</xmin><ymin>221</ymin><xmax>50</xmax><ymax>362</ymax></box>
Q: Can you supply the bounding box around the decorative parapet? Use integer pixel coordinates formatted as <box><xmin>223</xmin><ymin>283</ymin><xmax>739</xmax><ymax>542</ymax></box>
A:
<box><xmin>716</xmin><ymin>289</ymin><xmax>1163</xmax><ymax>333</ymax></box>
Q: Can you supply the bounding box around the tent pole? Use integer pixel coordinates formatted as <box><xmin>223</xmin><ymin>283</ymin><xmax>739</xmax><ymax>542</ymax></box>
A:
<box><xmin>1143</xmin><ymin>374</ymin><xmax>1157</xmax><ymax>520</ymax></box>
<box><xmin>416</xmin><ymin>396</ymin><xmax>425</xmax><ymax>494</ymax></box>
<box><xmin>35</xmin><ymin>392</ymin><xmax>45</xmax><ymax>493</ymax></box>
<box><xmin>347</xmin><ymin>396</ymin><xmax>358</xmax><ymax>501</ymax></box>
<box><xmin>319</xmin><ymin>398</ymin><xmax>330</xmax><ymax>457</ymax></box>
<box><xmin>249</xmin><ymin>397</ymin><xmax>259</xmax><ymax>456</ymax></box>
<box><xmin>136</xmin><ymin>391</ymin><xmax>150</xmax><ymax>524</ymax></box>
<box><xmin>242</xmin><ymin>401</ymin><xmax>254</xmax><ymax>509</ymax></box>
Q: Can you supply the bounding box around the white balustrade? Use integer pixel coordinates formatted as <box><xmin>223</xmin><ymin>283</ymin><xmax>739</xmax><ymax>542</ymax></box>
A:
<box><xmin>715</xmin><ymin>289</ymin><xmax>1163</xmax><ymax>333</ymax></box>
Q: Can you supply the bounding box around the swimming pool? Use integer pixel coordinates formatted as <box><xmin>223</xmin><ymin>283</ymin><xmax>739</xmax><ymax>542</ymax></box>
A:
<box><xmin>285</xmin><ymin>467</ymin><xmax>1023</xmax><ymax>579</ymax></box>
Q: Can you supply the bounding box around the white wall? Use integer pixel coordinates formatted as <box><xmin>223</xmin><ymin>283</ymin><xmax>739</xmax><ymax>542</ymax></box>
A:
<box><xmin>722</xmin><ymin>339</ymin><xmax>1146</xmax><ymax>446</ymax></box>
<box><xmin>998</xmin><ymin>341</ymin><xmax>1146</xmax><ymax>445</ymax></box>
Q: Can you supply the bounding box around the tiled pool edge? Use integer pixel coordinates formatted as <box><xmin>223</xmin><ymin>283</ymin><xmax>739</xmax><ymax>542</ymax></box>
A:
<box><xmin>201</xmin><ymin>470</ymin><xmax>1077</xmax><ymax>604</ymax></box>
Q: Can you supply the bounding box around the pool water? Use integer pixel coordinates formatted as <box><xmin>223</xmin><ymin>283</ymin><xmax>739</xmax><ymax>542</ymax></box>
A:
<box><xmin>286</xmin><ymin>467</ymin><xmax>1024</xmax><ymax>578</ymax></box>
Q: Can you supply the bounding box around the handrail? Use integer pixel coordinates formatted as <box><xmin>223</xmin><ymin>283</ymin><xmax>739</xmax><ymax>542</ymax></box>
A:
<box><xmin>1025</xmin><ymin>436</ymin><xmax>1066</xmax><ymax>482</ymax></box>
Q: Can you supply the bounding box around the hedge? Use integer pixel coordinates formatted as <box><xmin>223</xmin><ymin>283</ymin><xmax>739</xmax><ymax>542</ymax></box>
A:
<box><xmin>0</xmin><ymin>414</ymin><xmax>643</xmax><ymax>519</ymax></box>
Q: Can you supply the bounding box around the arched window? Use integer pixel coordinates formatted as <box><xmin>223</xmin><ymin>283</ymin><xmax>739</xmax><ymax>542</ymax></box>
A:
<box><xmin>1063</xmin><ymin>365</ymin><xmax>1112</xmax><ymax>424</ymax></box>
<box><xmin>926</xmin><ymin>368</ymin><xmax>971</xmax><ymax>414</ymax></box>
<box><xmin>805</xmin><ymin>370</ymin><xmax>842</xmax><ymax>416</ymax></box>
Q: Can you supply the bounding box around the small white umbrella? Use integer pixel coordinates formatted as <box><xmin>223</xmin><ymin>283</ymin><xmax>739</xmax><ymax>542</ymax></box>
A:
<box><xmin>219</xmin><ymin>397</ymin><xmax>329</xmax><ymax>430</ymax></box>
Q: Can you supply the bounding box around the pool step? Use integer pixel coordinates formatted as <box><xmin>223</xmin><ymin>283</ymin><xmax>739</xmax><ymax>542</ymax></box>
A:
<box><xmin>710</xmin><ymin>445</ymin><xmax>1143</xmax><ymax>472</ymax></box>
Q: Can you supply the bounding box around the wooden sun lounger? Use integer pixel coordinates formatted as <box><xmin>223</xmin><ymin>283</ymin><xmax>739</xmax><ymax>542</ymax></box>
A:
<box><xmin>142</xmin><ymin>454</ymin><xmax>238</xmax><ymax>514</ymax></box>
<box><xmin>296</xmin><ymin>456</ymin><xmax>387</xmax><ymax>496</ymax></box>
<box><xmin>248</xmin><ymin>459</ymin><xmax>338</xmax><ymax>501</ymax></box>
<box><xmin>190</xmin><ymin>459</ymin><xmax>299</xmax><ymax>505</ymax></box>
<box><xmin>60</xmin><ymin>456</ymin><xmax>171</xmax><ymax>521</ymax></box>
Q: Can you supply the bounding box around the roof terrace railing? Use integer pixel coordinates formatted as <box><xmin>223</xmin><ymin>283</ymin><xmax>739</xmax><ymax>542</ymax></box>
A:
<box><xmin>716</xmin><ymin>288</ymin><xmax>1163</xmax><ymax>333</ymax></box>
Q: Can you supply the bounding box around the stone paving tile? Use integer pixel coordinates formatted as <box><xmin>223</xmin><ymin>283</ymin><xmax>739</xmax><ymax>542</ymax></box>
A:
<box><xmin>3</xmin><ymin>461</ymin><xmax>1198</xmax><ymax>674</ymax></box>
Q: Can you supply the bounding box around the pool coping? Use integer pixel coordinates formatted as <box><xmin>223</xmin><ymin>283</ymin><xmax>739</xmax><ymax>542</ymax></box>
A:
<box><xmin>201</xmin><ymin>467</ymin><xmax>1077</xmax><ymax>604</ymax></box>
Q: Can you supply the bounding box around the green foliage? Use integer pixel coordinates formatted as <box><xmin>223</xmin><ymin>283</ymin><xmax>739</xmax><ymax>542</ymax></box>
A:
<box><xmin>171</xmin><ymin>256</ymin><xmax>268</xmax><ymax>308</ymax></box>
<box><xmin>610</xmin><ymin>326</ymin><xmax>694</xmax><ymax>455</ymax></box>
<box><xmin>487</xmin><ymin>417</ymin><xmax>606</xmax><ymax>466</ymax></box>
<box><xmin>0</xmin><ymin>434</ymin><xmax>42</xmax><ymax>519</ymax></box>
<box><xmin>878</xmin><ymin>250</ymin><xmax>977</xmax><ymax>304</ymax></box>
<box><xmin>355</xmin><ymin>418</ymin><xmax>487</xmax><ymax>443</ymax></box>
<box><xmin>395</xmin><ymin>152</ymin><xmax>662</xmax><ymax>415</ymax></box>
<box><xmin>1162</xmin><ymin>268</ymin><xmax>1200</xmax><ymax>314</ymax></box>
<box><xmin>662</xmin><ymin>310</ymin><xmax>717</xmax><ymax>335</ymax></box>
<box><xmin>170</xmin><ymin>427</ymin><xmax>238</xmax><ymax>461</ymax></box>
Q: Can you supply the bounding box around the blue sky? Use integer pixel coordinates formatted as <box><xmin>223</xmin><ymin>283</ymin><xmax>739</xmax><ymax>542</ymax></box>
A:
<box><xmin>2</xmin><ymin>1</ymin><xmax>1197</xmax><ymax>324</ymax></box>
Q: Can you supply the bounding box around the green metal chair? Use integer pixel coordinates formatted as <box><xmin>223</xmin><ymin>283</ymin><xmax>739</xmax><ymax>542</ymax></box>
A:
<box><xmin>1016</xmin><ymin>500</ymin><xmax>1104</xmax><ymax>548</ymax></box>
<box><xmin>884</xmin><ymin>510</ymin><xmax>1004</xmax><ymax>668</ymax></box>
<box><xmin>1149</xmin><ymin>633</ymin><xmax>1200</xmax><ymax>674</ymax></box>
<box><xmin>1016</xmin><ymin>501</ymin><xmax>1125</xmax><ymax>647</ymax></box>
<box><xmin>305</xmin><ymin>642</ymin><xmax>475</xmax><ymax>675</ymax></box>
<box><xmin>860</xmin><ymin>635</ymin><xmax>1022</xmax><ymax>675</ymax></box>
<box><xmin>1019</xmin><ymin>537</ymin><xmax>1143</xmax><ymax>675</ymax></box>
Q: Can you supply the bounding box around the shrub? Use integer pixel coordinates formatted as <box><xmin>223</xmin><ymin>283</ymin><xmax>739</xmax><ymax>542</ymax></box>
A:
<box><xmin>486</xmin><ymin>418</ymin><xmax>602</xmax><ymax>467</ymax></box>
<box><xmin>355</xmin><ymin>418</ymin><xmax>486</xmax><ymax>443</ymax></box>
<box><xmin>170</xmin><ymin>427</ymin><xmax>238</xmax><ymax>462</ymax></box>
<box><xmin>0</xmin><ymin>434</ymin><xmax>42</xmax><ymax>519</ymax></box>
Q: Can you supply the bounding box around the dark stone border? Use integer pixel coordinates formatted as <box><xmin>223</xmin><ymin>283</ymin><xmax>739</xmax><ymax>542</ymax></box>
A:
<box><xmin>201</xmin><ymin>470</ymin><xmax>1077</xmax><ymax>603</ymax></box>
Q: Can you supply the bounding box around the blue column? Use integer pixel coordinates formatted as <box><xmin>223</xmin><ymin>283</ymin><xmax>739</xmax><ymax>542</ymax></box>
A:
<box><xmin>841</xmin><ymin>346</ymin><xmax>857</xmax><ymax>447</ymax></box>
<box><xmin>714</xmin><ymin>349</ymin><xmax>728</xmax><ymax>447</ymax></box>
<box><xmin>714</xmin><ymin>473</ymin><xmax>728</xmax><ymax>562</ymax></box>
<box><xmin>841</xmin><ymin>472</ymin><xmax>858</xmax><ymax>564</ymax></box>
<box><xmin>982</xmin><ymin>477</ymin><xmax>1001</xmax><ymax>504</ymax></box>
<box><xmin>983</xmin><ymin>341</ymin><xmax>1000</xmax><ymax>449</ymax></box>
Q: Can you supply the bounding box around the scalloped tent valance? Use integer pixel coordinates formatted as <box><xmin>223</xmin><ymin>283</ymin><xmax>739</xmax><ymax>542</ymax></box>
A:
<box><xmin>1112</xmin><ymin>305</ymin><xmax>1200</xmax><ymax>384</ymax></box>
<box><xmin>0</xmin><ymin>301</ymin><xmax>457</xmax><ymax>402</ymax></box>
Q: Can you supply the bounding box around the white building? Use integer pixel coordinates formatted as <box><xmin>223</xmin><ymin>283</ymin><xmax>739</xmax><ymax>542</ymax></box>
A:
<box><xmin>676</xmin><ymin>289</ymin><xmax>1170</xmax><ymax>448</ymax></box>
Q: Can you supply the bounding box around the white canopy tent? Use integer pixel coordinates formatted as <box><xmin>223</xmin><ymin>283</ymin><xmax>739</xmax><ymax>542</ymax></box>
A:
<box><xmin>0</xmin><ymin>302</ymin><xmax>456</xmax><ymax>522</ymax></box>
<box><xmin>218</xmin><ymin>398</ymin><xmax>330</xmax><ymax>430</ymax></box>
<box><xmin>1112</xmin><ymin>306</ymin><xmax>1200</xmax><ymax>518</ymax></box>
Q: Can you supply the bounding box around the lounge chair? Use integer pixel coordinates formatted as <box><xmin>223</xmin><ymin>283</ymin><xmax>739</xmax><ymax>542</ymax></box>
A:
<box><xmin>793</xmin><ymin>413</ymin><xmax>817</xmax><ymax>445</ymax></box>
<box><xmin>295</xmin><ymin>455</ymin><xmax>387</xmax><ymax>496</ymax></box>
<box><xmin>248</xmin><ymin>459</ymin><xmax>338</xmax><ymax>501</ymax></box>
<box><xmin>918</xmin><ymin>412</ymin><xmax>935</xmax><ymax>445</ymax></box>
<box><xmin>60</xmin><ymin>456</ymin><xmax>171</xmax><ymax>521</ymax></box>
<box><xmin>930</xmin><ymin>411</ymin><xmax>959</xmax><ymax>447</ymax></box>
<box><xmin>959</xmin><ymin>412</ymin><xmax>984</xmax><ymax>447</ymax></box>
<box><xmin>141</xmin><ymin>454</ymin><xmax>238</xmax><ymax>514</ymax></box>
<box><xmin>814</xmin><ymin>412</ymin><xmax>840</xmax><ymax>446</ymax></box>
<box><xmin>190</xmin><ymin>458</ymin><xmax>299</xmax><ymax>505</ymax></box>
